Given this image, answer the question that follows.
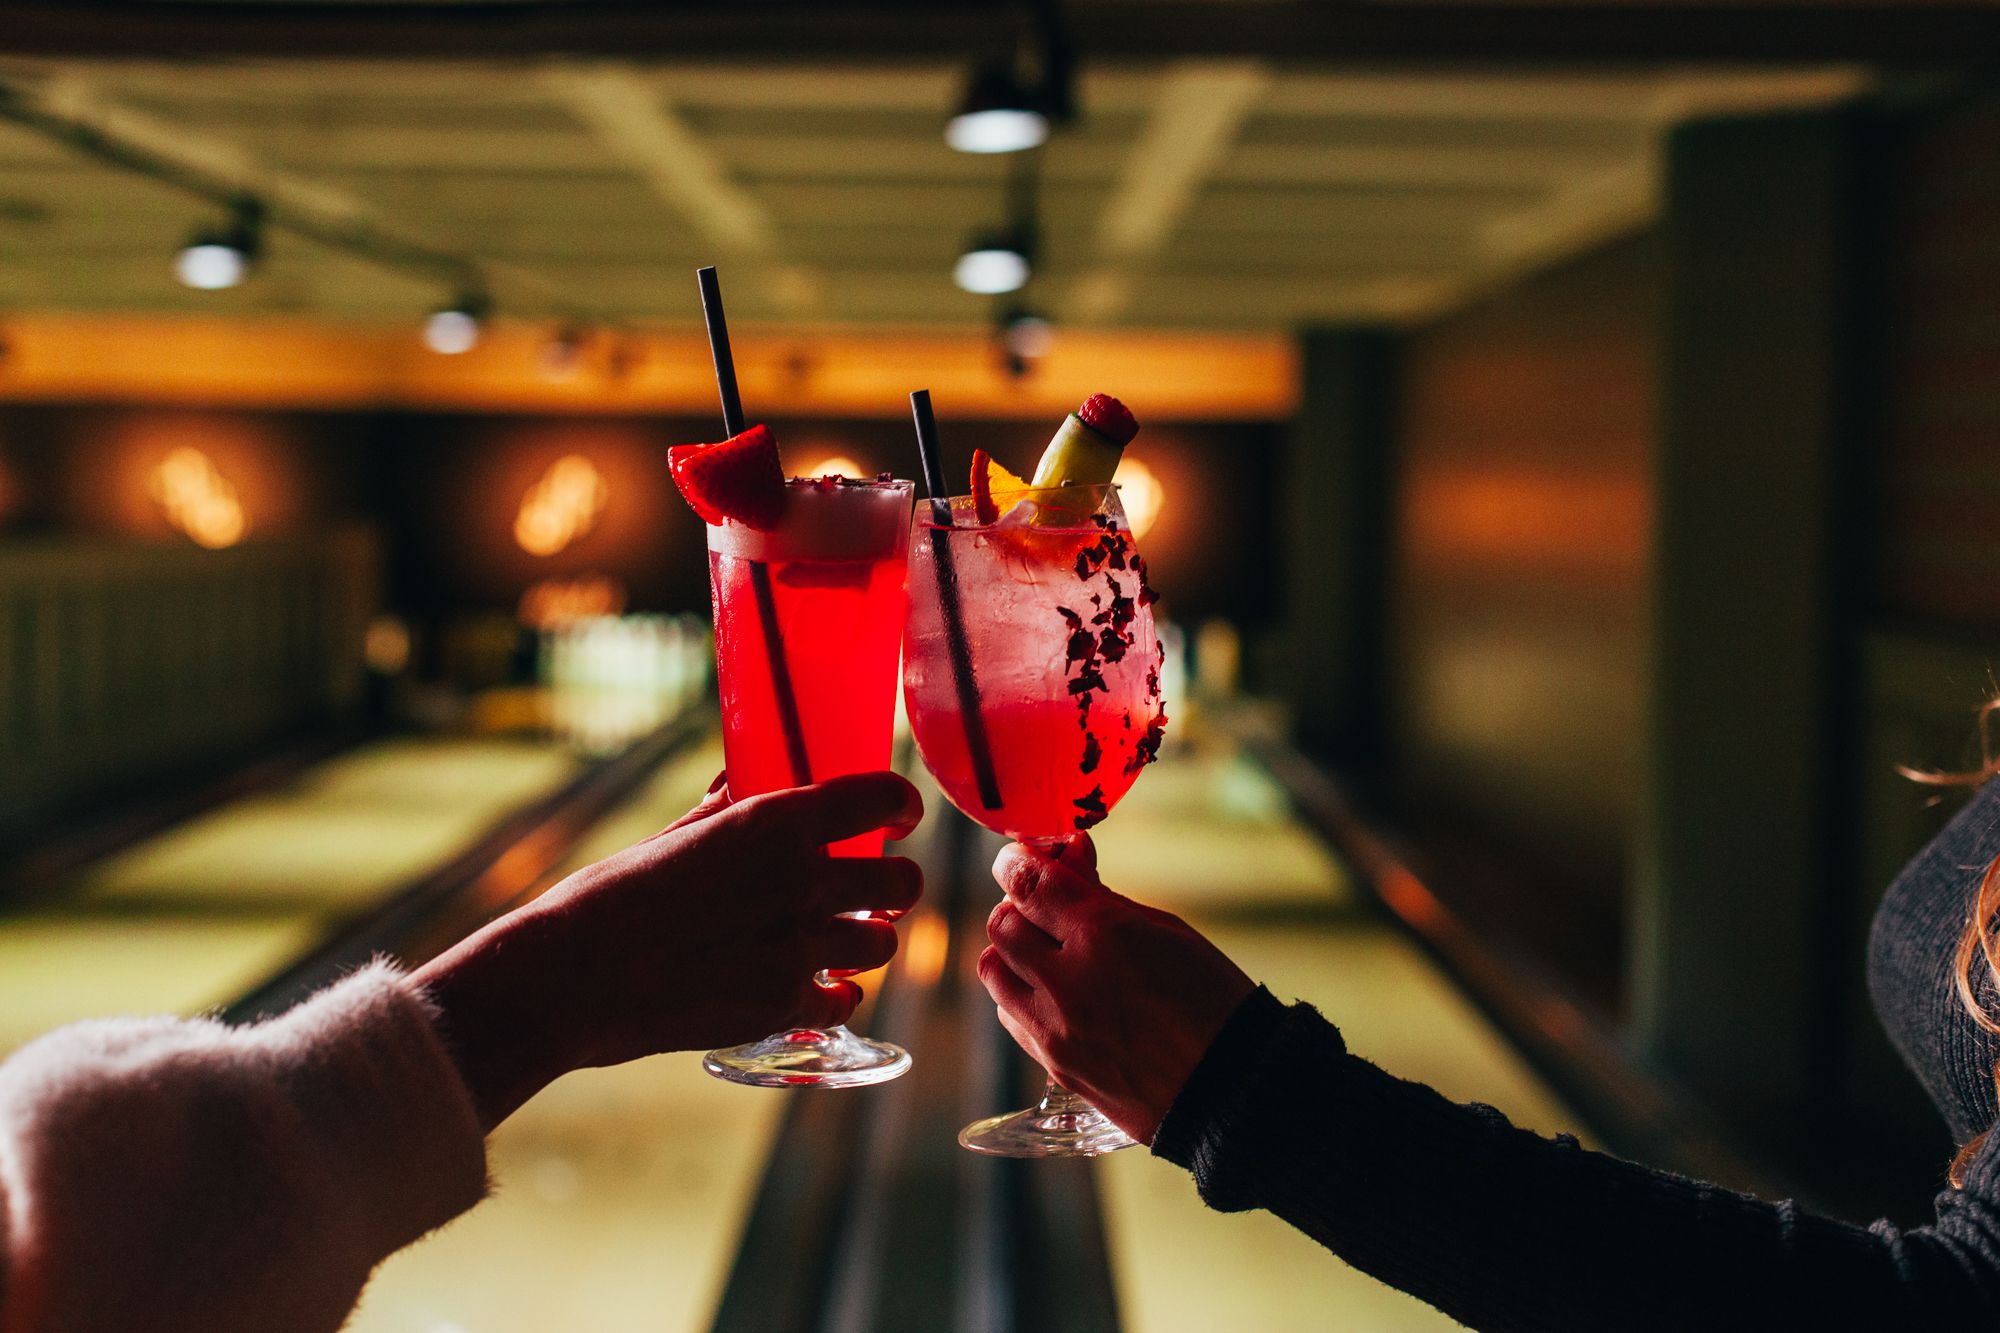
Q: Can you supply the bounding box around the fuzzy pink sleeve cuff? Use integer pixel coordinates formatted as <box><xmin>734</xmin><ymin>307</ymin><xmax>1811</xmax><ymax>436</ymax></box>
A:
<box><xmin>0</xmin><ymin>960</ymin><xmax>488</xmax><ymax>1333</ymax></box>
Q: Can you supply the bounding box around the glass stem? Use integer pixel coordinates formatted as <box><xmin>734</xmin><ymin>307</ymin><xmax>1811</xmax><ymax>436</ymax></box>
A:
<box><xmin>1033</xmin><ymin>1076</ymin><xmax>1095</xmax><ymax>1123</ymax></box>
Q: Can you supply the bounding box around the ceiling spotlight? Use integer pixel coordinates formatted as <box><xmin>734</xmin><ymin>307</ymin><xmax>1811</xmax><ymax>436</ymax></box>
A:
<box><xmin>954</xmin><ymin>230</ymin><xmax>1032</xmax><ymax>296</ymax></box>
<box><xmin>174</xmin><ymin>197</ymin><xmax>262</xmax><ymax>291</ymax></box>
<box><xmin>1001</xmin><ymin>307</ymin><xmax>1055</xmax><ymax>360</ymax></box>
<box><xmin>425</xmin><ymin>291</ymin><xmax>490</xmax><ymax>355</ymax></box>
<box><xmin>540</xmin><ymin>323</ymin><xmax>590</xmax><ymax>379</ymax></box>
<box><xmin>947</xmin><ymin>63</ymin><xmax>1050</xmax><ymax>155</ymax></box>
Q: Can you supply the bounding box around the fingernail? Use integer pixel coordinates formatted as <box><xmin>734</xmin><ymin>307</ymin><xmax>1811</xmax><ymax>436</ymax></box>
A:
<box><xmin>707</xmin><ymin>771</ymin><xmax>728</xmax><ymax>794</ymax></box>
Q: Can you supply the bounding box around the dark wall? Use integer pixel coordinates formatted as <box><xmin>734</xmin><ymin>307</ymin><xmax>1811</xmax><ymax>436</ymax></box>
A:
<box><xmin>1387</xmin><ymin>232</ymin><xmax>1661</xmax><ymax>933</ymax></box>
<box><xmin>1876</xmin><ymin>91</ymin><xmax>2000</xmax><ymax>630</ymax></box>
<box><xmin>1844</xmin><ymin>87</ymin><xmax>2000</xmax><ymax>1183</ymax></box>
<box><xmin>0</xmin><ymin>402</ymin><xmax>1279</xmax><ymax>647</ymax></box>
<box><xmin>0</xmin><ymin>404</ymin><xmax>373</xmax><ymax>539</ymax></box>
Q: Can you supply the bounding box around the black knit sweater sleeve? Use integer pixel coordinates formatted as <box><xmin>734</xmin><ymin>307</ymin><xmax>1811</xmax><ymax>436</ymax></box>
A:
<box><xmin>1153</xmin><ymin>988</ymin><xmax>2000</xmax><ymax>1331</ymax></box>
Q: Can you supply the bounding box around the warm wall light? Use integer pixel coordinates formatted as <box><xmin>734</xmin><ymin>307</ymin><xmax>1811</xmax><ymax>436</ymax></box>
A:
<box><xmin>149</xmin><ymin>446</ymin><xmax>247</xmax><ymax>548</ymax></box>
<box><xmin>796</xmin><ymin>455</ymin><xmax>865</xmax><ymax>479</ymax></box>
<box><xmin>1117</xmin><ymin>457</ymin><xmax>1163</xmax><ymax>540</ymax></box>
<box><xmin>515</xmin><ymin>454</ymin><xmax>608</xmax><ymax>556</ymax></box>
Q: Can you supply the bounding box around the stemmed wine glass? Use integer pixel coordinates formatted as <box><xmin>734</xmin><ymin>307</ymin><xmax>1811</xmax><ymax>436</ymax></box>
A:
<box><xmin>901</xmin><ymin>478</ymin><xmax>1166</xmax><ymax>1155</ymax></box>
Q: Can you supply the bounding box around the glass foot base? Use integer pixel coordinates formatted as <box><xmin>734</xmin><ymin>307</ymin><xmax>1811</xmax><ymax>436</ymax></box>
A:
<box><xmin>703</xmin><ymin>1024</ymin><xmax>911</xmax><ymax>1089</ymax></box>
<box><xmin>958</xmin><ymin>1093</ymin><xmax>1138</xmax><ymax>1157</ymax></box>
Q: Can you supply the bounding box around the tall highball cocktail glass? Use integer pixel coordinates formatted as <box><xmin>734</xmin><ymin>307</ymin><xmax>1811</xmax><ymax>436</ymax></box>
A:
<box><xmin>701</xmin><ymin>474</ymin><xmax>917</xmax><ymax>1087</ymax></box>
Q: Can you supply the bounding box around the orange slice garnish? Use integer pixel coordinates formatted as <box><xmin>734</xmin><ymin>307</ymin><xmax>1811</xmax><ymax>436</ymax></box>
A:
<box><xmin>970</xmin><ymin>448</ymin><xmax>1032</xmax><ymax>525</ymax></box>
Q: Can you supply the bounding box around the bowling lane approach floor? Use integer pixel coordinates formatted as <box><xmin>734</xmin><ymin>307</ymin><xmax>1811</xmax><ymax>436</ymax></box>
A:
<box><xmin>351</xmin><ymin>719</ymin><xmax>1589</xmax><ymax>1333</ymax></box>
<box><xmin>4</xmin><ymin>718</ymin><xmax>1589</xmax><ymax>1331</ymax></box>
<box><xmin>0</xmin><ymin>735</ymin><xmax>582</xmax><ymax>1056</ymax></box>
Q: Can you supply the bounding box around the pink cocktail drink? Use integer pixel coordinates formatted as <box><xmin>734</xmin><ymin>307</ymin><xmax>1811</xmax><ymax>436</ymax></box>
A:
<box><xmin>902</xmin><ymin>482</ymin><xmax>1164</xmax><ymax>1155</ymax></box>
<box><xmin>708</xmin><ymin>477</ymin><xmax>913</xmax><ymax>857</ymax></box>
<box><xmin>903</xmin><ymin>493</ymin><xmax>1164</xmax><ymax>846</ymax></box>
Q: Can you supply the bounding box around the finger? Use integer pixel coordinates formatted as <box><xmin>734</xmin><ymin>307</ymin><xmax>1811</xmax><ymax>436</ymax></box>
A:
<box><xmin>813</xmin><ymin>916</ymin><xmax>899</xmax><ymax>974</ymax></box>
<box><xmin>1047</xmin><ymin>831</ymin><xmax>1098</xmax><ymax>880</ymax></box>
<box><xmin>987</xmin><ymin>900</ymin><xmax>1059</xmax><ymax>982</ymax></box>
<box><xmin>795</xmin><ymin>976</ymin><xmax>861</xmax><ymax>1030</ymax></box>
<box><xmin>763</xmin><ymin>772</ymin><xmax>924</xmax><ymax>847</ymax></box>
<box><xmin>976</xmin><ymin>943</ymin><xmax>1037</xmax><ymax>1015</ymax></box>
<box><xmin>994</xmin><ymin>1002</ymin><xmax>1054</xmax><ymax>1073</ymax></box>
<box><xmin>655</xmin><ymin>771</ymin><xmax>733</xmax><ymax>838</ymax></box>
<box><xmin>993</xmin><ymin>842</ymin><xmax>1097</xmax><ymax>938</ymax></box>
<box><xmin>815</xmin><ymin>856</ymin><xmax>924</xmax><ymax>917</ymax></box>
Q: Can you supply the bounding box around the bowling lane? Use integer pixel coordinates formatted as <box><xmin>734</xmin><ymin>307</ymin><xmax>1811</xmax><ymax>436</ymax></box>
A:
<box><xmin>346</xmin><ymin>737</ymin><xmax>792</xmax><ymax>1333</ymax></box>
<box><xmin>0</xmin><ymin>736</ymin><xmax>584</xmax><ymax>1055</ymax></box>
<box><xmin>1090</xmin><ymin>720</ymin><xmax>1590</xmax><ymax>1333</ymax></box>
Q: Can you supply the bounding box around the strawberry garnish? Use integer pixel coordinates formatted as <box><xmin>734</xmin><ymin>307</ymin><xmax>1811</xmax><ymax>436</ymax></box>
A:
<box><xmin>1076</xmin><ymin>393</ymin><xmax>1138</xmax><ymax>448</ymax></box>
<box><xmin>668</xmin><ymin>423</ymin><xmax>787</xmax><ymax>530</ymax></box>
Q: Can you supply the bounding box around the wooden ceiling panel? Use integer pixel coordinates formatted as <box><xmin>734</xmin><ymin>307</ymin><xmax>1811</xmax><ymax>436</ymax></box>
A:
<box><xmin>713</xmin><ymin>134</ymin><xmax>1127</xmax><ymax>184</ymax></box>
<box><xmin>243</xmin><ymin>126</ymin><xmax>617</xmax><ymax>173</ymax></box>
<box><xmin>1213</xmin><ymin>142</ymin><xmax>1630</xmax><ymax>190</ymax></box>
<box><xmin>1161</xmin><ymin>227</ymin><xmax>1476</xmax><ymax>270</ymax></box>
<box><xmin>313</xmin><ymin>170</ymin><xmax>672</xmax><ymax>221</ymax></box>
<box><xmin>1181</xmin><ymin>187</ymin><xmax>1518</xmax><ymax>236</ymax></box>
<box><xmin>0</xmin><ymin>56</ymin><xmax>1865</xmax><ymax>330</ymax></box>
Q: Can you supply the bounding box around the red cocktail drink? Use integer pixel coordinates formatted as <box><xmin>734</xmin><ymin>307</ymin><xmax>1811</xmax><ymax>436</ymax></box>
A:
<box><xmin>700</xmin><ymin>474</ymin><xmax>916</xmax><ymax>1088</ymax></box>
<box><xmin>708</xmin><ymin>477</ymin><xmax>912</xmax><ymax>857</ymax></box>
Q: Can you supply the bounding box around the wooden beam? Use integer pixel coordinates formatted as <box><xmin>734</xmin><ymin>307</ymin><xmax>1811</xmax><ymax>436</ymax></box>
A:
<box><xmin>0</xmin><ymin>313</ymin><xmax>1297</xmax><ymax>419</ymax></box>
<box><xmin>0</xmin><ymin>72</ymin><xmax>608</xmax><ymax>320</ymax></box>
<box><xmin>0</xmin><ymin>3</ymin><xmax>1993</xmax><ymax>63</ymax></box>
<box><xmin>542</xmin><ymin>64</ymin><xmax>772</xmax><ymax>252</ymax></box>
<box><xmin>1069</xmin><ymin>60</ymin><xmax>1269</xmax><ymax>322</ymax></box>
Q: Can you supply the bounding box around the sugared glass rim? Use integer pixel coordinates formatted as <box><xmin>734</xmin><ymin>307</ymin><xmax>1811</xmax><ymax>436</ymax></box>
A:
<box><xmin>781</xmin><ymin>474</ymin><xmax>914</xmax><ymax>490</ymax></box>
<box><xmin>709</xmin><ymin>474</ymin><xmax>915</xmax><ymax>560</ymax></box>
<box><xmin>918</xmin><ymin>479</ymin><xmax>1122</xmax><ymax>532</ymax></box>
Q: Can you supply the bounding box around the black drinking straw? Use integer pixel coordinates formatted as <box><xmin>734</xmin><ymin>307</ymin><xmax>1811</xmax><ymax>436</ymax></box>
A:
<box><xmin>698</xmin><ymin>265</ymin><xmax>812</xmax><ymax>788</ymax></box>
<box><xmin>909</xmin><ymin>390</ymin><xmax>1003</xmax><ymax>811</ymax></box>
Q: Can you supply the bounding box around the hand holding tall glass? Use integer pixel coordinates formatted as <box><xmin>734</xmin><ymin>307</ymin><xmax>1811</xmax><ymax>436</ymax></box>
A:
<box><xmin>903</xmin><ymin>476</ymin><xmax>1166</xmax><ymax>1154</ymax></box>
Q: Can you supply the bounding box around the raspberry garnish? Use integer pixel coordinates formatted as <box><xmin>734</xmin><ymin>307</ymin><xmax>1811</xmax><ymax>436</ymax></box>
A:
<box><xmin>1076</xmin><ymin>393</ymin><xmax>1138</xmax><ymax>448</ymax></box>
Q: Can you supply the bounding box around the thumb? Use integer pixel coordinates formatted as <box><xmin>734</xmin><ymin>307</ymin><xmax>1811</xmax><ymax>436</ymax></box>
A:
<box><xmin>994</xmin><ymin>840</ymin><xmax>1098</xmax><ymax>939</ymax></box>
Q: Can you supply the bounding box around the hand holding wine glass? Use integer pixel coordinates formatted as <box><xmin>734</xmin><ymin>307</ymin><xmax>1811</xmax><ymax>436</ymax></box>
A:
<box><xmin>978</xmin><ymin>835</ymin><xmax>1254</xmax><ymax>1143</ymax></box>
<box><xmin>413</xmin><ymin>770</ymin><xmax>925</xmax><ymax>1131</ymax></box>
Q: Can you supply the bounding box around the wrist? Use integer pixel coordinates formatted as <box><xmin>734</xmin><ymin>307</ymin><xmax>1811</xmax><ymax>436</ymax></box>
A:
<box><xmin>410</xmin><ymin>910</ymin><xmax>577</xmax><ymax>1132</ymax></box>
<box><xmin>1152</xmin><ymin>985</ymin><xmax>1291</xmax><ymax>1163</ymax></box>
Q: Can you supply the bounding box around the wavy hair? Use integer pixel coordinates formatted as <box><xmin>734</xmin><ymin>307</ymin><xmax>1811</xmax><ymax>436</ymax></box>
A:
<box><xmin>1902</xmin><ymin>696</ymin><xmax>2000</xmax><ymax>1187</ymax></box>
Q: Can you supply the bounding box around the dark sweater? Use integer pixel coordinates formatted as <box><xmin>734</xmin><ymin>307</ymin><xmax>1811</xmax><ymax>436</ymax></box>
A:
<box><xmin>1153</xmin><ymin>778</ymin><xmax>2000</xmax><ymax>1330</ymax></box>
